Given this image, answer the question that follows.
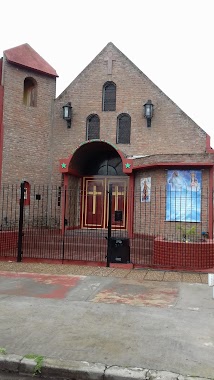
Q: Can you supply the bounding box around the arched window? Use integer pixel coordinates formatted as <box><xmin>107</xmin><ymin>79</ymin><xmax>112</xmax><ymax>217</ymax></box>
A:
<box><xmin>86</xmin><ymin>114</ymin><xmax>100</xmax><ymax>140</ymax></box>
<box><xmin>102</xmin><ymin>82</ymin><xmax>116</xmax><ymax>111</ymax></box>
<box><xmin>117</xmin><ymin>114</ymin><xmax>131</xmax><ymax>144</ymax></box>
<box><xmin>23</xmin><ymin>77</ymin><xmax>37</xmax><ymax>107</ymax></box>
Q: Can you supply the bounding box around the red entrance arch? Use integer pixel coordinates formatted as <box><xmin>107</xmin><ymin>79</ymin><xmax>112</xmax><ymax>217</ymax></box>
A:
<box><xmin>59</xmin><ymin>140</ymin><xmax>133</xmax><ymax>175</ymax></box>
<box><xmin>59</xmin><ymin>140</ymin><xmax>134</xmax><ymax>236</ymax></box>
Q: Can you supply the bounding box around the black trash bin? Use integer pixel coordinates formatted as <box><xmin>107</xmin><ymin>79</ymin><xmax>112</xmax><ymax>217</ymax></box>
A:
<box><xmin>109</xmin><ymin>237</ymin><xmax>130</xmax><ymax>263</ymax></box>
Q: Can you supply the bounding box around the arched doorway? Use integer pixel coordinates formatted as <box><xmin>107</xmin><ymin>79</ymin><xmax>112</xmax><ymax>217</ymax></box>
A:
<box><xmin>66</xmin><ymin>141</ymin><xmax>129</xmax><ymax>230</ymax></box>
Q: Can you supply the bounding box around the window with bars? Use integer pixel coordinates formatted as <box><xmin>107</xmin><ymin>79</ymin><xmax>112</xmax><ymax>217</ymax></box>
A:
<box><xmin>103</xmin><ymin>82</ymin><xmax>116</xmax><ymax>111</ymax></box>
<box><xmin>117</xmin><ymin>114</ymin><xmax>131</xmax><ymax>144</ymax></box>
<box><xmin>86</xmin><ymin>114</ymin><xmax>100</xmax><ymax>140</ymax></box>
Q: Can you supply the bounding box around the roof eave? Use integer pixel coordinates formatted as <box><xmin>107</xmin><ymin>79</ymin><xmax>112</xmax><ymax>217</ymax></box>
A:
<box><xmin>6</xmin><ymin>58</ymin><xmax>59</xmax><ymax>78</ymax></box>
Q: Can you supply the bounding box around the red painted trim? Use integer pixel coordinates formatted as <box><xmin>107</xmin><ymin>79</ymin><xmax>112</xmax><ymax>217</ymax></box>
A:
<box><xmin>133</xmin><ymin>161</ymin><xmax>214</xmax><ymax>171</ymax></box>
<box><xmin>62</xmin><ymin>260</ymin><xmax>106</xmax><ymax>267</ymax></box>
<box><xmin>206</xmin><ymin>134</ymin><xmax>214</xmax><ymax>153</ymax></box>
<box><xmin>80</xmin><ymin>177</ymin><xmax>84</xmax><ymax>229</ymax></box>
<box><xmin>61</xmin><ymin>174</ymin><xmax>68</xmax><ymax>235</ymax></box>
<box><xmin>24</xmin><ymin>181</ymin><xmax>31</xmax><ymax>206</ymax></box>
<box><xmin>22</xmin><ymin>258</ymin><xmax>64</xmax><ymax>265</ymax></box>
<box><xmin>0</xmin><ymin>58</ymin><xmax>4</xmax><ymax>186</ymax></box>
<box><xmin>0</xmin><ymin>256</ymin><xmax>17</xmax><ymax>262</ymax></box>
<box><xmin>66</xmin><ymin>226</ymin><xmax>81</xmax><ymax>231</ymax></box>
<box><xmin>59</xmin><ymin>158</ymin><xmax>80</xmax><ymax>177</ymax></box>
<box><xmin>110</xmin><ymin>263</ymin><xmax>134</xmax><ymax>269</ymax></box>
<box><xmin>209</xmin><ymin>166</ymin><xmax>213</xmax><ymax>239</ymax></box>
<box><xmin>127</xmin><ymin>174</ymin><xmax>134</xmax><ymax>238</ymax></box>
<box><xmin>3</xmin><ymin>257</ymin><xmax>106</xmax><ymax>267</ymax></box>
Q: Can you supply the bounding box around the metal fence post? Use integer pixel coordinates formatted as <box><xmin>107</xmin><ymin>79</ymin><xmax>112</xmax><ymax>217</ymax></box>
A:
<box><xmin>106</xmin><ymin>184</ymin><xmax>112</xmax><ymax>267</ymax></box>
<box><xmin>62</xmin><ymin>186</ymin><xmax>67</xmax><ymax>263</ymax></box>
<box><xmin>17</xmin><ymin>181</ymin><xmax>25</xmax><ymax>262</ymax></box>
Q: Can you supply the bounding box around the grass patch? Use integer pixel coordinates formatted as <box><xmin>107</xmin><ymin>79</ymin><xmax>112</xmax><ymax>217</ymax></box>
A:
<box><xmin>24</xmin><ymin>354</ymin><xmax>44</xmax><ymax>375</ymax></box>
<box><xmin>0</xmin><ymin>348</ymin><xmax>7</xmax><ymax>355</ymax></box>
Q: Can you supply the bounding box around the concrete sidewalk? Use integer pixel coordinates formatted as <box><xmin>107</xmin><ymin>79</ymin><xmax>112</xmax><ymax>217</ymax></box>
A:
<box><xmin>0</xmin><ymin>262</ymin><xmax>213</xmax><ymax>379</ymax></box>
<box><xmin>0</xmin><ymin>260</ymin><xmax>210</xmax><ymax>283</ymax></box>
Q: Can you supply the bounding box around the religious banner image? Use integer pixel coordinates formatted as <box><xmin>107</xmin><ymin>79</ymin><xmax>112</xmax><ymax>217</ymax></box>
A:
<box><xmin>166</xmin><ymin>170</ymin><xmax>201</xmax><ymax>222</ymax></box>
<box><xmin>141</xmin><ymin>177</ymin><xmax>151</xmax><ymax>203</ymax></box>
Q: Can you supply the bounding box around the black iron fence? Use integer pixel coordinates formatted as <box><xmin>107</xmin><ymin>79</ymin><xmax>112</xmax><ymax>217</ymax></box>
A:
<box><xmin>0</xmin><ymin>183</ymin><xmax>213</xmax><ymax>270</ymax></box>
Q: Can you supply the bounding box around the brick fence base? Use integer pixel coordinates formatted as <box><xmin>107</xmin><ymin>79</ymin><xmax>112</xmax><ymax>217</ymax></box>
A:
<box><xmin>0</xmin><ymin>231</ymin><xmax>18</xmax><ymax>253</ymax></box>
<box><xmin>154</xmin><ymin>237</ymin><xmax>214</xmax><ymax>269</ymax></box>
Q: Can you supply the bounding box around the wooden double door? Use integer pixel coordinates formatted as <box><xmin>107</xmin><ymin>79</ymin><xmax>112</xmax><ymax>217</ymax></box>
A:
<box><xmin>82</xmin><ymin>177</ymin><xmax>128</xmax><ymax>229</ymax></box>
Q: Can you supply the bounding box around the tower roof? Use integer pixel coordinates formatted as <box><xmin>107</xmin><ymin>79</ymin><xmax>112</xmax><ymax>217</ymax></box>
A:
<box><xmin>4</xmin><ymin>43</ymin><xmax>58</xmax><ymax>77</ymax></box>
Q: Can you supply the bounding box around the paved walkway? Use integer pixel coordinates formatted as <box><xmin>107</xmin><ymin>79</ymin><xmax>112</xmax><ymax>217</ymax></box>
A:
<box><xmin>0</xmin><ymin>261</ymin><xmax>210</xmax><ymax>283</ymax></box>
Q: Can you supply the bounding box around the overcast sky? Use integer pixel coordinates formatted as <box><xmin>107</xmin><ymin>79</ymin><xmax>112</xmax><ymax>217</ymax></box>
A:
<box><xmin>1</xmin><ymin>0</ymin><xmax>213</xmax><ymax>145</ymax></box>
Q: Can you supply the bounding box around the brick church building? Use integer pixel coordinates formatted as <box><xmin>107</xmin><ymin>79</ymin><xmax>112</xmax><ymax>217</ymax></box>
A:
<box><xmin>0</xmin><ymin>42</ymin><xmax>214</xmax><ymax>269</ymax></box>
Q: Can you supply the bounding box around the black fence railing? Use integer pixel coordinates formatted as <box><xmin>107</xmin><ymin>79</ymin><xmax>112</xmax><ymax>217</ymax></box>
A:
<box><xmin>0</xmin><ymin>183</ymin><xmax>213</xmax><ymax>270</ymax></box>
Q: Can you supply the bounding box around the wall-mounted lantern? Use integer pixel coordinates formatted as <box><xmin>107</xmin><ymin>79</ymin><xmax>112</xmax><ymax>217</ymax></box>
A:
<box><xmin>62</xmin><ymin>102</ymin><xmax>72</xmax><ymax>128</ymax></box>
<box><xmin>144</xmin><ymin>99</ymin><xmax>154</xmax><ymax>128</ymax></box>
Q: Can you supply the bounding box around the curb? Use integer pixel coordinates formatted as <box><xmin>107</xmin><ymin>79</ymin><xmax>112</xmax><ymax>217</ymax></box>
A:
<box><xmin>0</xmin><ymin>353</ymin><xmax>210</xmax><ymax>380</ymax></box>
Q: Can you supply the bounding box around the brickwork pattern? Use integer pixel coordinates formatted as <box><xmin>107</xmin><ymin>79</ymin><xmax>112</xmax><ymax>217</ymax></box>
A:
<box><xmin>1</xmin><ymin>59</ymin><xmax>56</xmax><ymax>185</ymax></box>
<box><xmin>52</xmin><ymin>43</ymin><xmax>207</xmax><ymax>182</ymax></box>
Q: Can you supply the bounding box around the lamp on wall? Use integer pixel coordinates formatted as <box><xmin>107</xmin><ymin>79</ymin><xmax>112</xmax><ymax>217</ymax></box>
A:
<box><xmin>144</xmin><ymin>100</ymin><xmax>153</xmax><ymax>127</ymax></box>
<box><xmin>62</xmin><ymin>102</ymin><xmax>72</xmax><ymax>128</ymax></box>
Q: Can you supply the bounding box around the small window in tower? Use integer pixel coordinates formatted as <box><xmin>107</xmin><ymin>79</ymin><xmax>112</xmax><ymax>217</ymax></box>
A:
<box><xmin>86</xmin><ymin>114</ymin><xmax>100</xmax><ymax>140</ymax></box>
<box><xmin>23</xmin><ymin>77</ymin><xmax>37</xmax><ymax>107</ymax></box>
<box><xmin>117</xmin><ymin>113</ymin><xmax>131</xmax><ymax>144</ymax></box>
<box><xmin>103</xmin><ymin>82</ymin><xmax>116</xmax><ymax>111</ymax></box>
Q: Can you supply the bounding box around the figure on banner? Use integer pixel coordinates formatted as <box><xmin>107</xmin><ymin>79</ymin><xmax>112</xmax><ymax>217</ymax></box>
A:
<box><xmin>168</xmin><ymin>171</ymin><xmax>186</xmax><ymax>190</ymax></box>
<box><xmin>141</xmin><ymin>177</ymin><xmax>151</xmax><ymax>202</ymax></box>
<box><xmin>142</xmin><ymin>180</ymin><xmax>148</xmax><ymax>200</ymax></box>
<box><xmin>190</xmin><ymin>172</ymin><xmax>199</xmax><ymax>190</ymax></box>
<box><xmin>166</xmin><ymin>170</ymin><xmax>202</xmax><ymax>222</ymax></box>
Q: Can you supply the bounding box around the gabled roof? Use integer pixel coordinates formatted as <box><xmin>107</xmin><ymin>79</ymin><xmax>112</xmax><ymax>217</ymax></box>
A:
<box><xmin>4</xmin><ymin>43</ymin><xmax>58</xmax><ymax>77</ymax></box>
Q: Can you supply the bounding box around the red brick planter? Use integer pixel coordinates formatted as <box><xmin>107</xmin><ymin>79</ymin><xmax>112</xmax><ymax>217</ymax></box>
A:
<box><xmin>154</xmin><ymin>236</ymin><xmax>214</xmax><ymax>269</ymax></box>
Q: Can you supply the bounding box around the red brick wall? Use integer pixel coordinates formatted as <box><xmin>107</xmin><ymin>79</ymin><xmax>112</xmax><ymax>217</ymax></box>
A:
<box><xmin>51</xmin><ymin>43</ymin><xmax>207</xmax><ymax>182</ymax></box>
<box><xmin>1</xmin><ymin>58</ymin><xmax>56</xmax><ymax>185</ymax></box>
<box><xmin>0</xmin><ymin>42</ymin><xmax>211</xmax><ymax>190</ymax></box>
